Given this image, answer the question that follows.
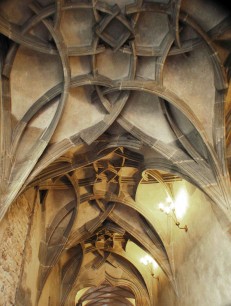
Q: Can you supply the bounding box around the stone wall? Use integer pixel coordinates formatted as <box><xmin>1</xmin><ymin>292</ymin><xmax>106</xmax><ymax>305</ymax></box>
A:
<box><xmin>0</xmin><ymin>189</ymin><xmax>35</xmax><ymax>306</ymax></box>
<box><xmin>157</xmin><ymin>183</ymin><xmax>231</xmax><ymax>306</ymax></box>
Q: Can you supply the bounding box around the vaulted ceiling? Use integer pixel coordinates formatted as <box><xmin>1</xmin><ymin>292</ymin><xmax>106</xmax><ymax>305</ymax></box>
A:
<box><xmin>0</xmin><ymin>0</ymin><xmax>231</xmax><ymax>305</ymax></box>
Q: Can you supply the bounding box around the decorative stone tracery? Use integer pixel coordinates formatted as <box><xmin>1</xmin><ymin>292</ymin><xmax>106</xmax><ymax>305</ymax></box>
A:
<box><xmin>0</xmin><ymin>0</ymin><xmax>231</xmax><ymax>305</ymax></box>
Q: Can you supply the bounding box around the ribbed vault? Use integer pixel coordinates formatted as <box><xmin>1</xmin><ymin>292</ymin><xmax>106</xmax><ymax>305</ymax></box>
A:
<box><xmin>75</xmin><ymin>285</ymin><xmax>136</xmax><ymax>306</ymax></box>
<box><xmin>0</xmin><ymin>0</ymin><xmax>231</xmax><ymax>305</ymax></box>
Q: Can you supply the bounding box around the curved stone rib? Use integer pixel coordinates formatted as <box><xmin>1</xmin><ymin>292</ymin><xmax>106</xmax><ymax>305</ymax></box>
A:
<box><xmin>125</xmin><ymin>0</ymin><xmax>180</xmax><ymax>61</ymax></box>
<box><xmin>126</xmin><ymin>3</ymin><xmax>172</xmax><ymax>59</ymax></box>
<box><xmin>78</xmin><ymin>286</ymin><xmax>134</xmax><ymax>306</ymax></box>
<box><xmin>0</xmin><ymin>37</ymin><xmax>17</xmax><ymax>220</ymax></box>
<box><xmin>2</xmin><ymin>4</ymin><xmax>57</xmax><ymax>79</ymax></box>
<box><xmin>106</xmin><ymin>255</ymin><xmax>151</xmax><ymax>304</ymax></box>
<box><xmin>136</xmin><ymin>25</ymin><xmax>172</xmax><ymax>59</ymax></box>
<box><xmin>108</xmin><ymin>80</ymin><xmax>209</xmax><ymax>145</ymax></box>
<box><xmin>62</xmin><ymin>1</ymin><xmax>93</xmax><ymax>10</ymax></box>
<box><xmin>16</xmin><ymin>74</ymin><xmax>229</xmax><ymax>216</ymax></box>
<box><xmin>67</xmin><ymin>203</ymin><xmax>115</xmax><ymax>248</ymax></box>
<box><xmin>128</xmin><ymin>41</ymin><xmax>137</xmax><ymax>80</ymax></box>
<box><xmin>67</xmin><ymin>260</ymin><xmax>150</xmax><ymax>306</ymax></box>
<box><xmin>108</xmin><ymin>208</ymin><xmax>174</xmax><ymax>285</ymax></box>
<box><xmin>66</xmin><ymin>225</ymin><xmax>93</xmax><ymax>249</ymax></box>
<box><xmin>80</xmin><ymin>285</ymin><xmax>135</xmax><ymax>302</ymax></box>
<box><xmin>80</xmin><ymin>91</ymin><xmax>130</xmax><ymax>145</ymax></box>
<box><xmin>93</xmin><ymin>191</ymin><xmax>168</xmax><ymax>245</ymax></box>
<box><xmin>68</xmin><ymin>253</ymin><xmax>150</xmax><ymax>306</ymax></box>
<box><xmin>126</xmin><ymin>1</ymin><xmax>170</xmax><ymax>15</ymax></box>
<box><xmin>84</xmin><ymin>296</ymin><xmax>134</xmax><ymax>306</ymax></box>
<box><xmin>169</xmin><ymin>14</ymin><xmax>231</xmax><ymax>56</ymax></box>
<box><xmin>160</xmin><ymin>99</ymin><xmax>208</xmax><ymax>166</ymax></box>
<box><xmin>3</xmin><ymin>3</ymin><xmax>104</xmax><ymax>67</ymax></box>
<box><xmin>169</xmin><ymin>37</ymin><xmax>201</xmax><ymax>55</ymax></box>
<box><xmin>180</xmin><ymin>11</ymin><xmax>228</xmax><ymax>166</ymax></box>
<box><xmin>226</xmin><ymin>106</ymin><xmax>231</xmax><ymax>146</ymax></box>
<box><xmin>120</xmin><ymin>37</ymin><xmax>199</xmax><ymax>56</ymax></box>
<box><xmin>8</xmin><ymin>74</ymin><xmax>109</xmax><ymax>134</ymax></box>
<box><xmin>144</xmin><ymin>157</ymin><xmax>231</xmax><ymax>228</ymax></box>
<box><xmin>25</xmin><ymin>144</ymin><xmax>119</xmax><ymax>188</ymax></box>
<box><xmin>85</xmin><ymin>203</ymin><xmax>114</xmax><ymax>234</ymax></box>
<box><xmin>25</xmin><ymin>137</ymin><xmax>142</xmax><ymax>188</ymax></box>
<box><xmin>37</xmin><ymin>200</ymin><xmax>77</xmax><ymax>302</ymax></box>
<box><xmin>106</xmin><ymin>81</ymin><xmax>210</xmax><ymax>139</ymax></box>
<box><xmin>0</xmin><ymin>15</ymin><xmax>57</xmax><ymax>55</ymax></box>
<box><xmin>80</xmin><ymin>288</ymin><xmax>132</xmax><ymax>305</ymax></box>
<box><xmin>0</xmin><ymin>50</ymin><xmax>14</xmax><ymax>217</ymax></box>
<box><xmin>100</xmin><ymin>248</ymin><xmax>154</xmax><ymax>300</ymax></box>
<box><xmin>141</xmin><ymin>214</ymin><xmax>167</xmax><ymax>253</ymax></box>
<box><xmin>91</xmin><ymin>251</ymin><xmax>111</xmax><ymax>270</ymax></box>
<box><xmin>60</xmin><ymin>245</ymin><xmax>83</xmax><ymax>306</ymax></box>
<box><xmin>180</xmin><ymin>12</ymin><xmax>228</xmax><ymax>145</ymax></box>
<box><xmin>92</xmin><ymin>39</ymin><xmax>137</xmax><ymax>111</ymax></box>
<box><xmin>155</xmin><ymin>33</ymin><xmax>175</xmax><ymax>83</ymax></box>
<box><xmin>79</xmin><ymin>192</ymin><xmax>99</xmax><ymax>204</ymax></box>
<box><xmin>113</xmin><ymin>147</ymin><xmax>143</xmax><ymax>162</ymax></box>
<box><xmin>78</xmin><ymin>67</ymin><xmax>135</xmax><ymax>143</ymax></box>
<box><xmin>107</xmin><ymin>82</ymin><xmax>230</xmax><ymax>209</ymax></box>
<box><xmin>10</xmin><ymin>72</ymin><xmax>100</xmax><ymax>157</ymax></box>
<box><xmin>141</xmin><ymin>169</ymin><xmax>174</xmax><ymax>199</ymax></box>
<box><xmin>3</xmin><ymin>44</ymin><xmax>20</xmax><ymax>78</ymax></box>
<box><xmin>7</xmin><ymin>77</ymin><xmax>229</xmax><ymax>221</ymax></box>
<box><xmin>92</xmin><ymin>198</ymin><xmax>172</xmax><ymax>278</ymax></box>
<box><xmin>121</xmin><ymin>13</ymin><xmax>231</xmax><ymax>56</ymax></box>
<box><xmin>105</xmin><ymin>273</ymin><xmax>150</xmax><ymax>306</ymax></box>
<box><xmin>0</xmin><ymin>2</ymin><xmax>105</xmax><ymax>62</ymax></box>
<box><xmin>11</xmin><ymin>83</ymin><xmax>62</xmax><ymax>157</ymax></box>
<box><xmin>171</xmin><ymin>0</ymin><xmax>182</xmax><ymax>48</ymax></box>
<box><xmin>12</xmin><ymin>74</ymin><xmax>210</xmax><ymax>174</ymax></box>
<box><xmin>118</xmin><ymin>118</ymin><xmax>230</xmax><ymax>210</ymax></box>
<box><xmin>179</xmin><ymin>12</ymin><xmax>231</xmax><ymax>210</ymax></box>
<box><xmin>68</xmin><ymin>44</ymin><xmax>105</xmax><ymax>56</ymax></box>
<box><xmin>54</xmin><ymin>0</ymin><xmax>63</xmax><ymax>30</ymax></box>
<box><xmin>0</xmin><ymin>1</ymin><xmax>71</xmax><ymax>222</ymax></box>
<box><xmin>0</xmin><ymin>70</ymin><xmax>12</xmax><ymax>189</ymax></box>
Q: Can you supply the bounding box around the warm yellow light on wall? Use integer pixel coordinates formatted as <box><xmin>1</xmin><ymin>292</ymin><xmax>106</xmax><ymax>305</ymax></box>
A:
<box><xmin>158</xmin><ymin>191</ymin><xmax>188</xmax><ymax>232</ymax></box>
<box><xmin>140</xmin><ymin>255</ymin><xmax>159</xmax><ymax>279</ymax></box>
<box><xmin>140</xmin><ymin>255</ymin><xmax>158</xmax><ymax>268</ymax></box>
<box><xmin>174</xmin><ymin>188</ymin><xmax>188</xmax><ymax>219</ymax></box>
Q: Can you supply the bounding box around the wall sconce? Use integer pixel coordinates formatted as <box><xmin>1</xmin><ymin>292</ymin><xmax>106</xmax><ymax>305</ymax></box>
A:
<box><xmin>140</xmin><ymin>255</ymin><xmax>159</xmax><ymax>280</ymax></box>
<box><xmin>159</xmin><ymin>198</ymin><xmax>188</xmax><ymax>232</ymax></box>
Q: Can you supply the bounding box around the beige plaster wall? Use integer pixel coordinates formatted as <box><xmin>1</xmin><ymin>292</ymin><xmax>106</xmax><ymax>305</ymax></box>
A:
<box><xmin>136</xmin><ymin>180</ymin><xmax>231</xmax><ymax>306</ymax></box>
<box><xmin>158</xmin><ymin>222</ymin><xmax>231</xmax><ymax>306</ymax></box>
<box><xmin>156</xmin><ymin>183</ymin><xmax>231</xmax><ymax>306</ymax></box>
<box><xmin>0</xmin><ymin>189</ymin><xmax>35</xmax><ymax>306</ymax></box>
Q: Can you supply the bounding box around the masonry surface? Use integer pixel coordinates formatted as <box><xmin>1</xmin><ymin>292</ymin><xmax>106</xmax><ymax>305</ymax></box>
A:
<box><xmin>0</xmin><ymin>0</ymin><xmax>231</xmax><ymax>305</ymax></box>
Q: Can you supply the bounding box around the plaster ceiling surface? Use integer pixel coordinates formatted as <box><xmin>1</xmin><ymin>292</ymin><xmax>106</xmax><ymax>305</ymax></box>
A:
<box><xmin>0</xmin><ymin>0</ymin><xmax>231</xmax><ymax>305</ymax></box>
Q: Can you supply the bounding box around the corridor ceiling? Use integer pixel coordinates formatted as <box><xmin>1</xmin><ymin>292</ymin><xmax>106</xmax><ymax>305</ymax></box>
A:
<box><xmin>0</xmin><ymin>0</ymin><xmax>231</xmax><ymax>305</ymax></box>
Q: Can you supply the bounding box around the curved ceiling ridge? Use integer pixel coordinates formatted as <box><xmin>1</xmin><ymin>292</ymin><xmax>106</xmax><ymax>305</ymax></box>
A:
<box><xmin>0</xmin><ymin>0</ymin><xmax>230</xmax><ymax>305</ymax></box>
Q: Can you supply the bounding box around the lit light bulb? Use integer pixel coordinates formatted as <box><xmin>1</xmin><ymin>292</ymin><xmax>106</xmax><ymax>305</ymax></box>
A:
<box><xmin>158</xmin><ymin>189</ymin><xmax>188</xmax><ymax>232</ymax></box>
<box><xmin>140</xmin><ymin>258</ymin><xmax>147</xmax><ymax>265</ymax></box>
<box><xmin>140</xmin><ymin>255</ymin><xmax>159</xmax><ymax>281</ymax></box>
<box><xmin>174</xmin><ymin>188</ymin><xmax>188</xmax><ymax>219</ymax></box>
<box><xmin>164</xmin><ymin>207</ymin><xmax>171</xmax><ymax>214</ymax></box>
<box><xmin>152</xmin><ymin>259</ymin><xmax>158</xmax><ymax>269</ymax></box>
<box><xmin>170</xmin><ymin>201</ymin><xmax>175</xmax><ymax>210</ymax></box>
<box><xmin>145</xmin><ymin>255</ymin><xmax>152</xmax><ymax>264</ymax></box>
